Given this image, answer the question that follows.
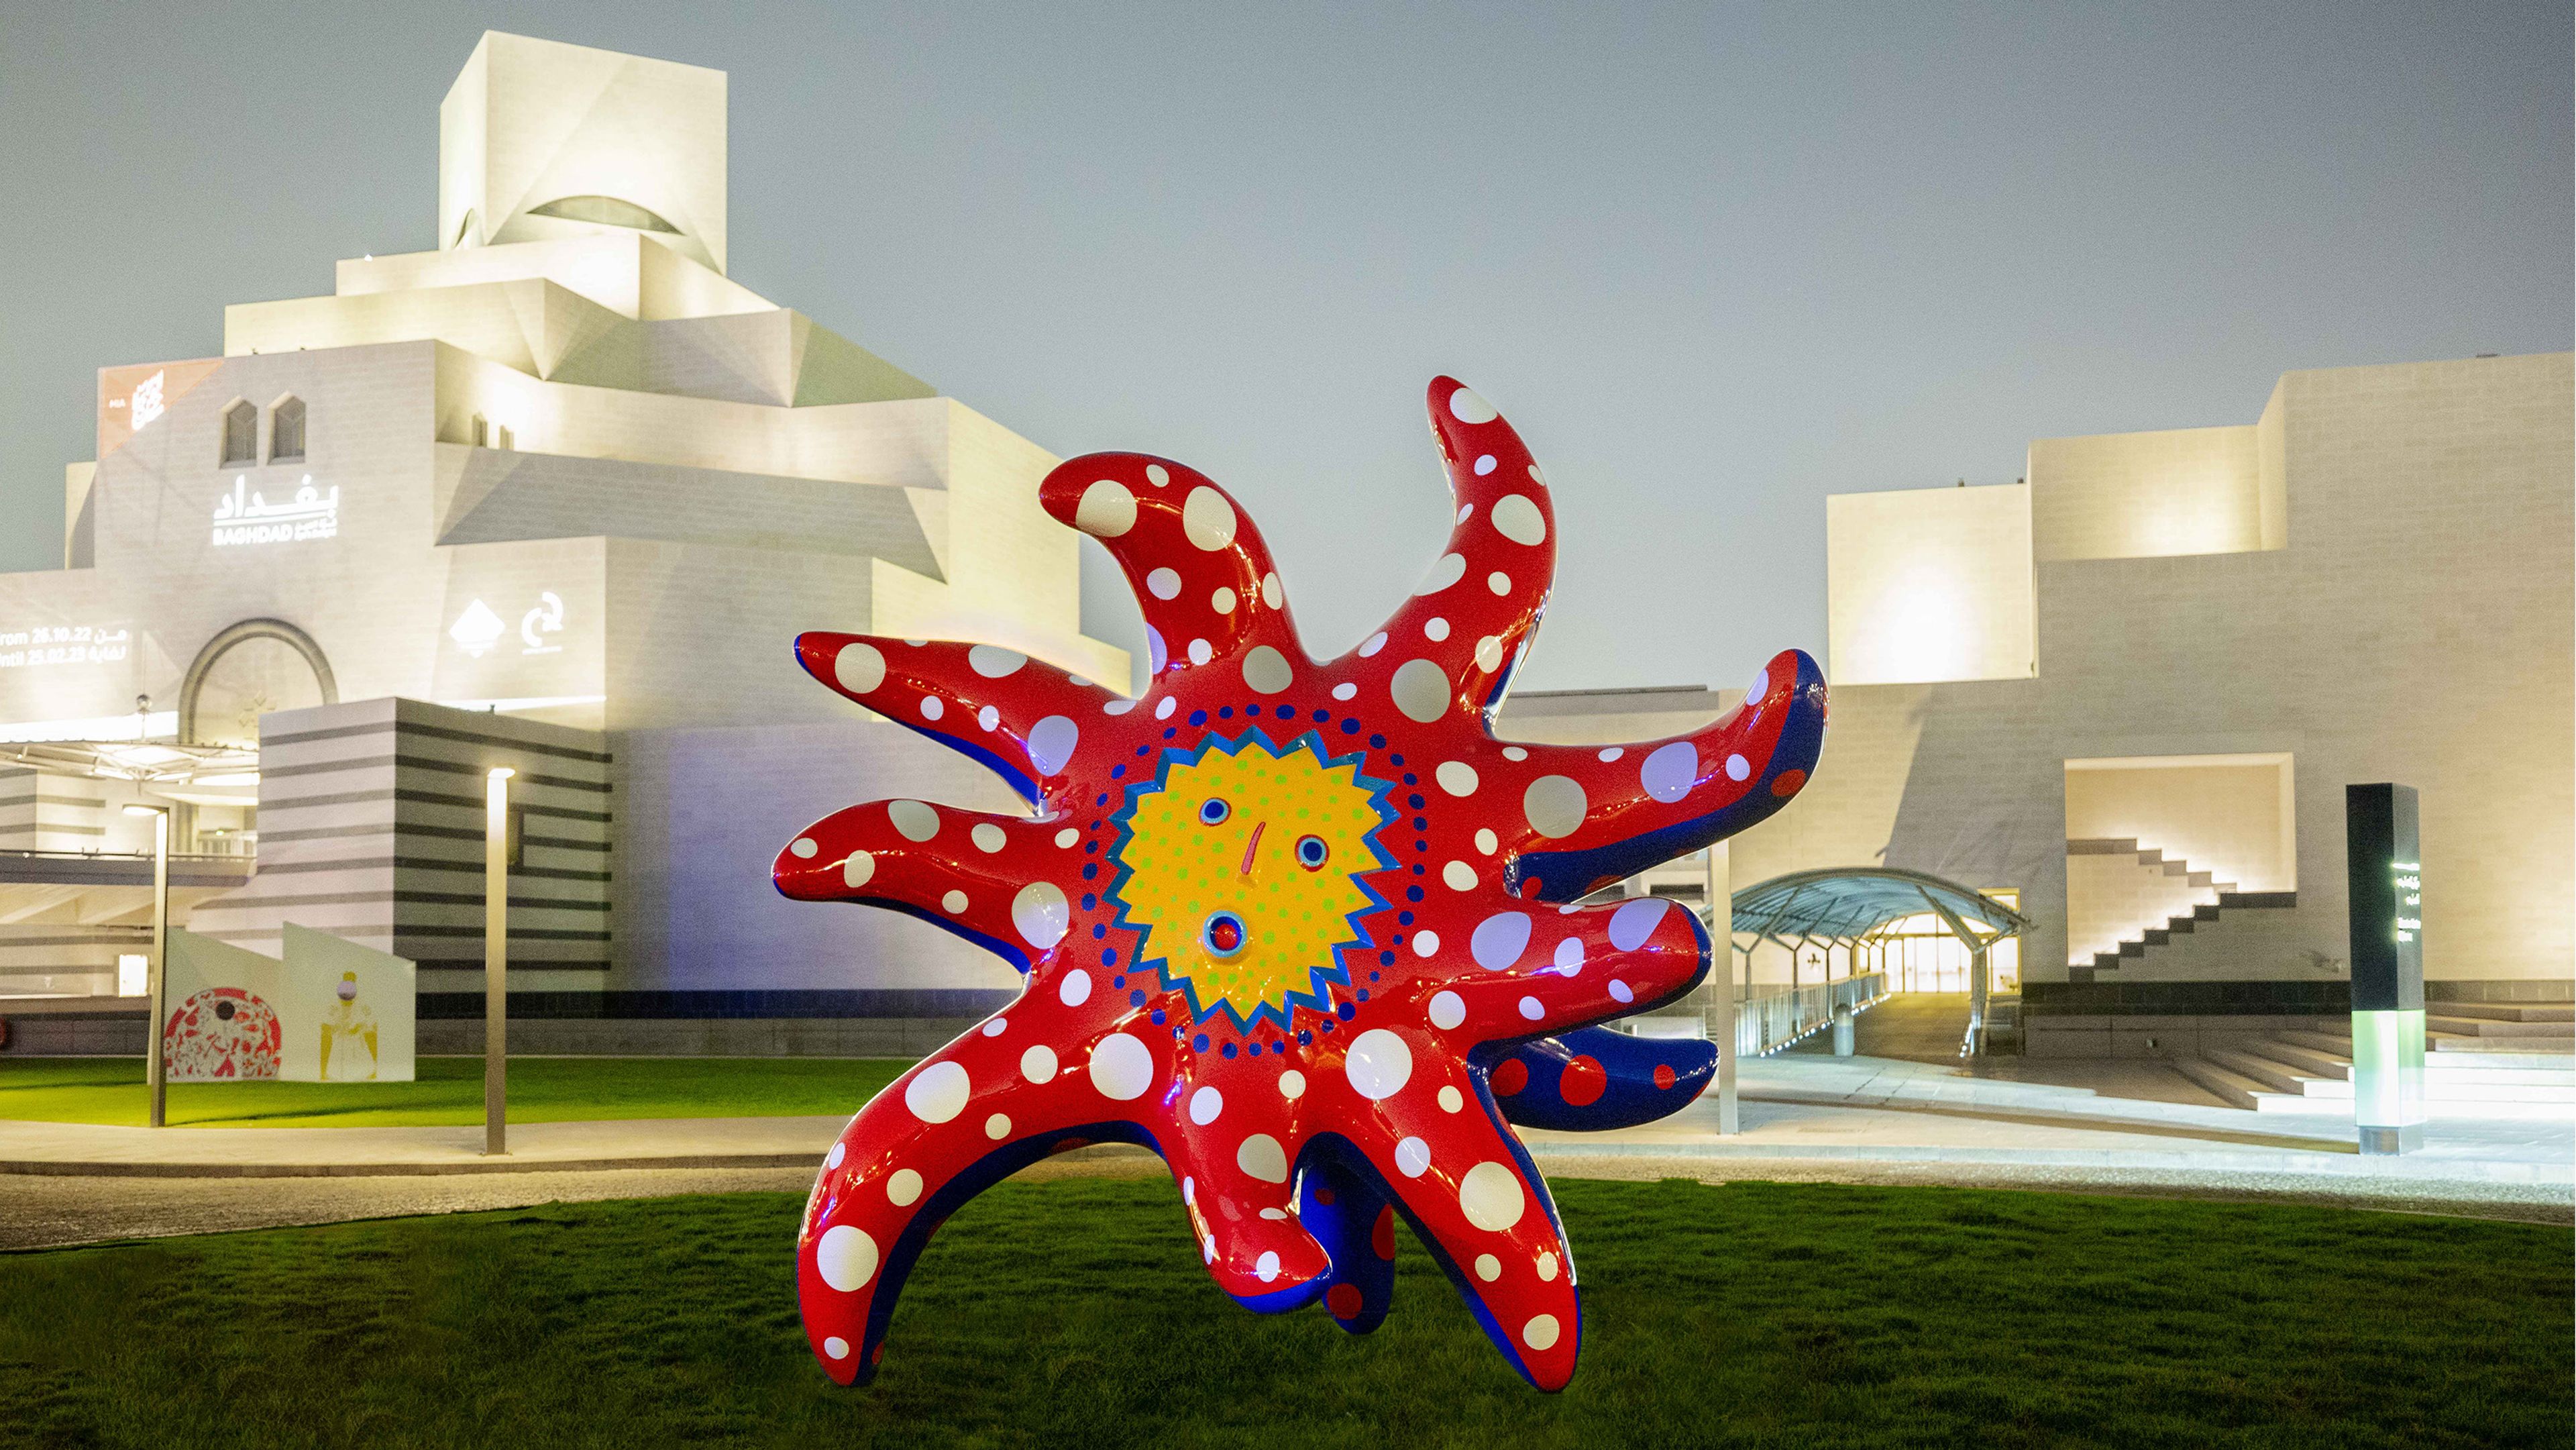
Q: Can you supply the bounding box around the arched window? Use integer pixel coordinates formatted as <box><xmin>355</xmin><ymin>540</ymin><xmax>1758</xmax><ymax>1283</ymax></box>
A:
<box><xmin>269</xmin><ymin>396</ymin><xmax>306</xmax><ymax>462</ymax></box>
<box><xmin>221</xmin><ymin>401</ymin><xmax>258</xmax><ymax>466</ymax></box>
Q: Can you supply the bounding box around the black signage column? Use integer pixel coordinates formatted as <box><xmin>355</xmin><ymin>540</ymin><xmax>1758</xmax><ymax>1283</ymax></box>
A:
<box><xmin>2345</xmin><ymin>784</ymin><xmax>2424</xmax><ymax>1154</ymax></box>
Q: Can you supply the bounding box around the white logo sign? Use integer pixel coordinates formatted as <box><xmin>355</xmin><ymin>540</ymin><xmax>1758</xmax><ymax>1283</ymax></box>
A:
<box><xmin>449</xmin><ymin>600</ymin><xmax>505</xmax><ymax>658</ymax></box>
<box><xmin>211</xmin><ymin>474</ymin><xmax>338</xmax><ymax>547</ymax></box>
<box><xmin>129</xmin><ymin>372</ymin><xmax>166</xmax><ymax>432</ymax></box>
<box><xmin>520</xmin><ymin>591</ymin><xmax>564</xmax><ymax>655</ymax></box>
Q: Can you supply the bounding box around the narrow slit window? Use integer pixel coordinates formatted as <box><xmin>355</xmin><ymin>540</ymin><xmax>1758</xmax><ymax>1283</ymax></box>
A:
<box><xmin>269</xmin><ymin>397</ymin><xmax>306</xmax><ymax>462</ymax></box>
<box><xmin>220</xmin><ymin>401</ymin><xmax>258</xmax><ymax>466</ymax></box>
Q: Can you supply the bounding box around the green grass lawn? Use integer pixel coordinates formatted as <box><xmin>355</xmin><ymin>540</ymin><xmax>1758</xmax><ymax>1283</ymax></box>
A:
<box><xmin>0</xmin><ymin>1056</ymin><xmax>905</xmax><ymax>1128</ymax></box>
<box><xmin>2</xmin><ymin>1178</ymin><xmax>2565</xmax><ymax>1449</ymax></box>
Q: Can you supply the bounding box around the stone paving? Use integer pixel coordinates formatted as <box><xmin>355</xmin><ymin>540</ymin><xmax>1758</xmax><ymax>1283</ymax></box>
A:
<box><xmin>3</xmin><ymin>1051</ymin><xmax>2565</xmax><ymax>1249</ymax></box>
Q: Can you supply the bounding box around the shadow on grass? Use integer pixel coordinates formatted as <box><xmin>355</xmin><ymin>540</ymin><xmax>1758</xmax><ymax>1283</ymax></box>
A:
<box><xmin>1</xmin><ymin>1178</ymin><xmax>2566</xmax><ymax>1448</ymax></box>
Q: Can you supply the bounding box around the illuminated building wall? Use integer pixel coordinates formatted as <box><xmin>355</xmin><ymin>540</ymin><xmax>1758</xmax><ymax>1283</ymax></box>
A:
<box><xmin>1504</xmin><ymin>352</ymin><xmax>2570</xmax><ymax>1051</ymax></box>
<box><xmin>0</xmin><ymin>34</ymin><xmax>1126</xmax><ymax>1000</ymax></box>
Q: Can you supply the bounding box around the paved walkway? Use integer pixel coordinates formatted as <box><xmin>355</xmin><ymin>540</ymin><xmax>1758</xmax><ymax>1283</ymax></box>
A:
<box><xmin>3</xmin><ymin>1051</ymin><xmax>2565</xmax><ymax>1248</ymax></box>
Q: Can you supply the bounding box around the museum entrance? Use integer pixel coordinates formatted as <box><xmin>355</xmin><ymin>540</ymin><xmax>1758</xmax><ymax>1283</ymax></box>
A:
<box><xmin>174</xmin><ymin>619</ymin><xmax>337</xmax><ymax>853</ymax></box>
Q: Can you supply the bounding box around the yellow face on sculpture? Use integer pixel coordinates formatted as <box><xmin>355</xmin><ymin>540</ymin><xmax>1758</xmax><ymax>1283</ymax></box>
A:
<box><xmin>1110</xmin><ymin>735</ymin><xmax>1392</xmax><ymax>1027</ymax></box>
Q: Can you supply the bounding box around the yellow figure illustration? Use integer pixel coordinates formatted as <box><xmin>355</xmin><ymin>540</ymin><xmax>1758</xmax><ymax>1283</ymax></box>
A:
<box><xmin>1111</xmin><ymin>734</ymin><xmax>1392</xmax><ymax>1027</ymax></box>
<box><xmin>320</xmin><ymin>970</ymin><xmax>380</xmax><ymax>1081</ymax></box>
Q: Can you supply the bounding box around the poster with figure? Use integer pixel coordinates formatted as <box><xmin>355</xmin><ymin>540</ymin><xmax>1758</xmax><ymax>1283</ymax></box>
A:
<box><xmin>281</xmin><ymin>923</ymin><xmax>415</xmax><ymax>1082</ymax></box>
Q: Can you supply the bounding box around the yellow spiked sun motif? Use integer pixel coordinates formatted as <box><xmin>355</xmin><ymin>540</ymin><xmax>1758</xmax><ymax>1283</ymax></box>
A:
<box><xmin>1110</xmin><ymin>731</ymin><xmax>1395</xmax><ymax>1029</ymax></box>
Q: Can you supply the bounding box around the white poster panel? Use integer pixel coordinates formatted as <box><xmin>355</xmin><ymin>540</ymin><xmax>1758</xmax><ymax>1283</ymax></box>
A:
<box><xmin>162</xmin><ymin>930</ymin><xmax>290</xmax><ymax>1082</ymax></box>
<box><xmin>282</xmin><ymin>923</ymin><xmax>415</xmax><ymax>1083</ymax></box>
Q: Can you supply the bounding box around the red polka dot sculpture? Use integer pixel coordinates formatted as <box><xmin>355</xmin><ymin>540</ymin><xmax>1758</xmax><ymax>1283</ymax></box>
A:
<box><xmin>775</xmin><ymin>378</ymin><xmax>1827</xmax><ymax>1390</ymax></box>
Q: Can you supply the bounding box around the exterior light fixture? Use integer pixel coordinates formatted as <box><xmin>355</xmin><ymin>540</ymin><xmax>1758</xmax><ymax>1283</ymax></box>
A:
<box><xmin>485</xmin><ymin>768</ymin><xmax>515</xmax><ymax>1154</ymax></box>
<box><xmin>123</xmin><ymin>804</ymin><xmax>172</xmax><ymax>1126</ymax></box>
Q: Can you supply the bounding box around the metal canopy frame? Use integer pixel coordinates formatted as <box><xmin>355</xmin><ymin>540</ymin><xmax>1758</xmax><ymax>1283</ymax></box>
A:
<box><xmin>1724</xmin><ymin>867</ymin><xmax>2035</xmax><ymax>1056</ymax></box>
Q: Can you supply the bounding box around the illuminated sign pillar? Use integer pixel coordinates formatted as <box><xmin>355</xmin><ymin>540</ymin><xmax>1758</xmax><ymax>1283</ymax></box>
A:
<box><xmin>2344</xmin><ymin>783</ymin><xmax>2424</xmax><ymax>1155</ymax></box>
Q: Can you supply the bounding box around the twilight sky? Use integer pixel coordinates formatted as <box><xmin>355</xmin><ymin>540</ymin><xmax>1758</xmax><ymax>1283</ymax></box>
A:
<box><xmin>1</xmin><ymin>1</ymin><xmax>2565</xmax><ymax>693</ymax></box>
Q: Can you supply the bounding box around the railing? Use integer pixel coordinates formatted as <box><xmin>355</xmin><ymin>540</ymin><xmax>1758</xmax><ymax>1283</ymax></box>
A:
<box><xmin>1622</xmin><ymin>972</ymin><xmax>1891</xmax><ymax>1053</ymax></box>
<box><xmin>1733</xmin><ymin>972</ymin><xmax>1889</xmax><ymax>1057</ymax></box>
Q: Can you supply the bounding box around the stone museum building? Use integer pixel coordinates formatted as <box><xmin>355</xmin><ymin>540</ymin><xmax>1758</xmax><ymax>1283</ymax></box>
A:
<box><xmin>1</xmin><ymin>34</ymin><xmax>2566</xmax><ymax>1077</ymax></box>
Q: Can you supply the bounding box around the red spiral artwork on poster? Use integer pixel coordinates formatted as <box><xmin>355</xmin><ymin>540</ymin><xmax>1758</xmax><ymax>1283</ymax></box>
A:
<box><xmin>163</xmin><ymin>986</ymin><xmax>282</xmax><ymax>1081</ymax></box>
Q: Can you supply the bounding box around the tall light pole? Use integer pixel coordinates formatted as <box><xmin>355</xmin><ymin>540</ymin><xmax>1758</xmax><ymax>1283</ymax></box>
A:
<box><xmin>485</xmin><ymin>767</ymin><xmax>513</xmax><ymax>1155</ymax></box>
<box><xmin>123</xmin><ymin>803</ymin><xmax>171</xmax><ymax>1127</ymax></box>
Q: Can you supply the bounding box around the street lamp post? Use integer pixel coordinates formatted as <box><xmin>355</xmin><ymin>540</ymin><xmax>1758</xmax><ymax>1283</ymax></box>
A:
<box><xmin>485</xmin><ymin>767</ymin><xmax>513</xmax><ymax>1155</ymax></box>
<box><xmin>123</xmin><ymin>804</ymin><xmax>171</xmax><ymax>1127</ymax></box>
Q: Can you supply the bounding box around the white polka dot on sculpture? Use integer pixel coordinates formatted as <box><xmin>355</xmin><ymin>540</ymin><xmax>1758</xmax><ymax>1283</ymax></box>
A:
<box><xmin>1013</xmin><ymin>882</ymin><xmax>1069</xmax><ymax>949</ymax></box>
<box><xmin>816</xmin><ymin>1225</ymin><xmax>879</xmax><ymax>1292</ymax></box>
<box><xmin>823</xmin><ymin>1336</ymin><xmax>850</xmax><ymax>1359</ymax></box>
<box><xmin>1146</xmin><ymin>567</ymin><xmax>1181</xmax><ymax>600</ymax></box>
<box><xmin>1189</xmin><ymin>1085</ymin><xmax>1224</xmax><ymax>1125</ymax></box>
<box><xmin>918</xmin><ymin>697</ymin><xmax>943</xmax><ymax>722</ymax></box>
<box><xmin>1237</xmin><ymin>1133</ymin><xmax>1289</xmax><ymax>1184</ymax></box>
<box><xmin>1554</xmin><ymin>937</ymin><xmax>1585</xmax><ymax>974</ymax></box>
<box><xmin>1260</xmin><ymin>572</ymin><xmax>1283</xmax><ymax>608</ymax></box>
<box><xmin>1359</xmin><ymin>631</ymin><xmax>1389</xmax><ymax>658</ymax></box>
<box><xmin>886</xmin><ymin>1168</ymin><xmax>922</xmax><ymax>1206</ymax></box>
<box><xmin>967</xmin><ymin>645</ymin><xmax>1026</xmax><ymax>678</ymax></box>
<box><xmin>1053</xmin><ymin>827</ymin><xmax>1078</xmax><ymax>847</ymax></box>
<box><xmin>790</xmin><ymin>837</ymin><xmax>818</xmax><ymax>859</ymax></box>
<box><xmin>1726</xmin><ymin>753</ymin><xmax>1752</xmax><ymax>782</ymax></box>
<box><xmin>1417</xmin><ymin>552</ymin><xmax>1465</xmax><ymax>595</ymax></box>
<box><xmin>1642</xmin><ymin>741</ymin><xmax>1697</xmax><ymax>802</ymax></box>
<box><xmin>940</xmin><ymin>889</ymin><xmax>966</xmax><ymax>913</ymax></box>
<box><xmin>1522</xmin><ymin>776</ymin><xmax>1587</xmax><ymax>837</ymax></box>
<box><xmin>1059</xmin><ymin>968</ymin><xmax>1092</xmax><ymax>1006</ymax></box>
<box><xmin>1442</xmin><ymin>860</ymin><xmax>1477</xmax><ymax>890</ymax></box>
<box><xmin>824</xmin><ymin>1141</ymin><xmax>845</xmax><ymax>1169</ymax></box>
<box><xmin>1609</xmin><ymin>980</ymin><xmax>1633</xmax><ymax>1004</ymax></box>
<box><xmin>1021</xmin><ymin>1043</ymin><xmax>1059</xmax><ymax>1083</ymax></box>
<box><xmin>1424</xmin><ymin>617</ymin><xmax>1450</xmax><ymax>641</ymax></box>
<box><xmin>1436</xmin><ymin>761</ymin><xmax>1479</xmax><ymax>796</ymax></box>
<box><xmin>1212</xmin><ymin>586</ymin><xmax>1236</xmax><ymax>614</ymax></box>
<box><xmin>1474</xmin><ymin>635</ymin><xmax>1505</xmax><ymax>672</ymax></box>
<box><xmin>1448</xmin><ymin>386</ymin><xmax>1499</xmax><ymax>423</ymax></box>
<box><xmin>889</xmin><ymin>800</ymin><xmax>938</xmax><ymax>841</ymax></box>
<box><xmin>1487</xmin><ymin>572</ymin><xmax>1511</xmax><ymax>595</ymax></box>
<box><xmin>1474</xmin><ymin>454</ymin><xmax>1497</xmax><ymax>476</ymax></box>
<box><xmin>1256</xmin><ymin>1251</ymin><xmax>1280</xmax><ymax>1283</ymax></box>
<box><xmin>1746</xmin><ymin>666</ymin><xmax>1769</xmax><ymax>703</ymax></box>
<box><xmin>1187</xmin><ymin>638</ymin><xmax>1214</xmax><ymax>666</ymax></box>
<box><xmin>1412</xmin><ymin>929</ymin><xmax>1441</xmax><ymax>958</ymax></box>
<box><xmin>1395</xmin><ymin>1136</ymin><xmax>1432</xmax><ymax>1177</ymax></box>
<box><xmin>982</xmin><ymin>1017</ymin><xmax>1008</xmax><ymax>1037</ymax></box>
<box><xmin>1438</xmin><ymin>1085</ymin><xmax>1464</xmax><ymax>1112</ymax></box>
<box><xmin>977</xmin><ymin>705</ymin><xmax>998</xmax><ymax>731</ymax></box>
<box><xmin>1332</xmin><ymin>682</ymin><xmax>1357</xmax><ymax>701</ymax></box>
<box><xmin>1344</xmin><ymin>1029</ymin><xmax>1413</xmax><ymax>1099</ymax></box>
<box><xmin>1278</xmin><ymin>1069</ymin><xmax>1307</xmax><ymax>1099</ymax></box>
<box><xmin>1609</xmin><ymin>897</ymin><xmax>1670</xmax><ymax>950</ymax></box>
<box><xmin>1089</xmin><ymin>1033</ymin><xmax>1154</xmax><ymax>1100</ymax></box>
<box><xmin>971</xmin><ymin>823</ymin><xmax>1006</xmax><ymax>853</ymax></box>
<box><xmin>1391</xmin><ymin>658</ymin><xmax>1450</xmax><ymax>722</ymax></box>
<box><xmin>834</xmin><ymin>641</ymin><xmax>885</xmax><ymax>694</ymax></box>
<box><xmin>1474</xmin><ymin>828</ymin><xmax>1498</xmax><ymax>855</ymax></box>
<box><xmin>1474</xmin><ymin>1253</ymin><xmax>1501</xmax><ymax>1282</ymax></box>
<box><xmin>1428</xmin><ymin>990</ymin><xmax>1466</xmax><ymax>1030</ymax></box>
<box><xmin>1519</xmin><ymin>996</ymin><xmax>1543</xmax><ymax>1020</ymax></box>
<box><xmin>904</xmin><ymin>1061</ymin><xmax>969</xmax><ymax>1124</ymax></box>
<box><xmin>1075</xmin><ymin>479</ymin><xmax>1138</xmax><ymax>537</ymax></box>
<box><xmin>1027</xmin><ymin>716</ymin><xmax>1079</xmax><ymax>776</ymax></box>
<box><xmin>1459</xmin><ymin>1161</ymin><xmax>1526</xmax><ymax>1231</ymax></box>
<box><xmin>1145</xmin><ymin>463</ymin><xmax>1170</xmax><ymax>486</ymax></box>
<box><xmin>1490</xmin><ymin>493</ymin><xmax>1547</xmax><ymax>546</ymax></box>
<box><xmin>1182</xmin><ymin>487</ymin><xmax>1238</xmax><ymax>550</ymax></box>
<box><xmin>1471</xmin><ymin>911</ymin><xmax>1531</xmax><ymax>970</ymax></box>
<box><xmin>984</xmin><ymin>1112</ymin><xmax>1011</xmax><ymax>1140</ymax></box>
<box><xmin>1242</xmin><ymin>645</ymin><xmax>1294</xmax><ymax>694</ymax></box>
<box><xmin>1523</xmin><ymin>1314</ymin><xmax>1560</xmax><ymax>1351</ymax></box>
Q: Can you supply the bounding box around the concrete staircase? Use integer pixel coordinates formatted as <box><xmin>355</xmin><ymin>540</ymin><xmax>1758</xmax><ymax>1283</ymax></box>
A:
<box><xmin>2064</xmin><ymin>839</ymin><xmax>2296</xmax><ymax>983</ymax></box>
<box><xmin>2176</xmin><ymin>1004</ymin><xmax>2576</xmax><ymax>1118</ymax></box>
